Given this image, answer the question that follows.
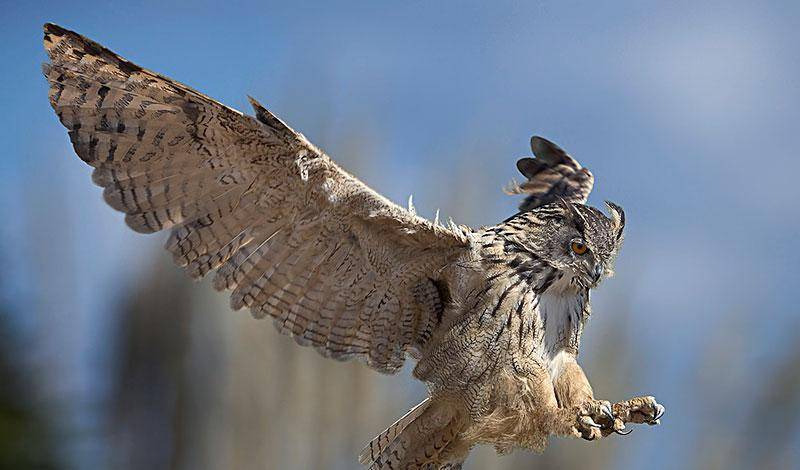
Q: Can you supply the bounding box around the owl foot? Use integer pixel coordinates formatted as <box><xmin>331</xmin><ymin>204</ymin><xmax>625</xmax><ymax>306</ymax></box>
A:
<box><xmin>574</xmin><ymin>399</ymin><xmax>615</xmax><ymax>440</ymax></box>
<box><xmin>611</xmin><ymin>396</ymin><xmax>665</xmax><ymax>428</ymax></box>
<box><xmin>573</xmin><ymin>396</ymin><xmax>664</xmax><ymax>440</ymax></box>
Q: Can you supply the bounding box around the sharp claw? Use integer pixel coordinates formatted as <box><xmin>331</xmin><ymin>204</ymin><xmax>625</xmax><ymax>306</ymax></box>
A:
<box><xmin>652</xmin><ymin>403</ymin><xmax>665</xmax><ymax>421</ymax></box>
<box><xmin>600</xmin><ymin>403</ymin><xmax>614</xmax><ymax>421</ymax></box>
<box><xmin>615</xmin><ymin>426</ymin><xmax>633</xmax><ymax>436</ymax></box>
<box><xmin>581</xmin><ymin>416</ymin><xmax>602</xmax><ymax>429</ymax></box>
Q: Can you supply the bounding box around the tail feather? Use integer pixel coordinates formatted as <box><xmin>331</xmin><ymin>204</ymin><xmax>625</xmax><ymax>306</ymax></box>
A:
<box><xmin>360</xmin><ymin>398</ymin><xmax>467</xmax><ymax>469</ymax></box>
<box><xmin>359</xmin><ymin>398</ymin><xmax>432</xmax><ymax>465</ymax></box>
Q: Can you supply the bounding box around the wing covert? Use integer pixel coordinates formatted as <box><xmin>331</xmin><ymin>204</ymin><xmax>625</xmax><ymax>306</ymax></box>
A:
<box><xmin>43</xmin><ymin>23</ymin><xmax>471</xmax><ymax>373</ymax></box>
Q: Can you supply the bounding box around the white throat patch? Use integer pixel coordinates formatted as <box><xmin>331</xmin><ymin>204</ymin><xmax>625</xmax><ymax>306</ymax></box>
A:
<box><xmin>536</xmin><ymin>274</ymin><xmax>584</xmax><ymax>377</ymax></box>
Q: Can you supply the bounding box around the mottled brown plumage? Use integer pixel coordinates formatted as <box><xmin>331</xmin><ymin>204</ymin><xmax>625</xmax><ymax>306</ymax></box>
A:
<box><xmin>43</xmin><ymin>23</ymin><xmax>664</xmax><ymax>469</ymax></box>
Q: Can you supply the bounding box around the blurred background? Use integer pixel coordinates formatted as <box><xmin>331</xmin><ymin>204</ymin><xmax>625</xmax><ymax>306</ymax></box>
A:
<box><xmin>1</xmin><ymin>1</ymin><xmax>799</xmax><ymax>469</ymax></box>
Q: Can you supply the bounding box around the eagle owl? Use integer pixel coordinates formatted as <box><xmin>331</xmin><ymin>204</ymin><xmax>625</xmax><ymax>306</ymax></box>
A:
<box><xmin>42</xmin><ymin>23</ymin><xmax>664</xmax><ymax>469</ymax></box>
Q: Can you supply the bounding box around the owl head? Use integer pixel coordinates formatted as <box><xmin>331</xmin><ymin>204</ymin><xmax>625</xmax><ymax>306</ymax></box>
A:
<box><xmin>506</xmin><ymin>200</ymin><xmax>625</xmax><ymax>289</ymax></box>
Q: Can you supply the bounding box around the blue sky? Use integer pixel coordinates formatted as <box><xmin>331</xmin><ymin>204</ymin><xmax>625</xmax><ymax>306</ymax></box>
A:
<box><xmin>2</xmin><ymin>1</ymin><xmax>800</xmax><ymax>468</ymax></box>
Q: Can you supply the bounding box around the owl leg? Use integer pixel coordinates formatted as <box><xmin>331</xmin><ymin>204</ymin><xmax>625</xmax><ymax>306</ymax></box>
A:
<box><xmin>551</xmin><ymin>355</ymin><xmax>615</xmax><ymax>439</ymax></box>
<box><xmin>551</xmin><ymin>353</ymin><xmax>664</xmax><ymax>438</ymax></box>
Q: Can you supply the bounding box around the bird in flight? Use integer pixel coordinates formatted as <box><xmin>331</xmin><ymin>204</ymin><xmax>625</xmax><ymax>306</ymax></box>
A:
<box><xmin>43</xmin><ymin>23</ymin><xmax>664</xmax><ymax>470</ymax></box>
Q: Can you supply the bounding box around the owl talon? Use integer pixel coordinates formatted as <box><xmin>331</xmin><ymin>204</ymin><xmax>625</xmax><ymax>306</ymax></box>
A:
<box><xmin>600</xmin><ymin>403</ymin><xmax>614</xmax><ymax>422</ymax></box>
<box><xmin>580</xmin><ymin>416</ymin><xmax>603</xmax><ymax>429</ymax></box>
<box><xmin>575</xmin><ymin>400</ymin><xmax>616</xmax><ymax>439</ymax></box>
<box><xmin>649</xmin><ymin>403</ymin><xmax>665</xmax><ymax>424</ymax></box>
<box><xmin>614</xmin><ymin>426</ymin><xmax>633</xmax><ymax>436</ymax></box>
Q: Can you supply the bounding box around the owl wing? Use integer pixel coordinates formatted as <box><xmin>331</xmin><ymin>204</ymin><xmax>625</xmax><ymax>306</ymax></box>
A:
<box><xmin>43</xmin><ymin>23</ymin><xmax>471</xmax><ymax>374</ymax></box>
<box><xmin>507</xmin><ymin>136</ymin><xmax>594</xmax><ymax>211</ymax></box>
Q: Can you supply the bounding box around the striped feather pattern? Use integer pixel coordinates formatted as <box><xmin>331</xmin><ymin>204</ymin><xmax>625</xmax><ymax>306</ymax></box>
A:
<box><xmin>506</xmin><ymin>136</ymin><xmax>594</xmax><ymax>211</ymax></box>
<box><xmin>43</xmin><ymin>23</ymin><xmax>471</xmax><ymax>373</ymax></box>
<box><xmin>42</xmin><ymin>23</ymin><xmax>653</xmax><ymax>470</ymax></box>
<box><xmin>360</xmin><ymin>399</ymin><xmax>467</xmax><ymax>470</ymax></box>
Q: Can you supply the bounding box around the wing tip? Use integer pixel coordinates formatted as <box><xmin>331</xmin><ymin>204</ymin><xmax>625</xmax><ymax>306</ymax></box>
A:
<box><xmin>43</xmin><ymin>22</ymin><xmax>73</xmax><ymax>48</ymax></box>
<box><xmin>44</xmin><ymin>22</ymin><xmax>65</xmax><ymax>33</ymax></box>
<box><xmin>43</xmin><ymin>23</ymin><xmax>59</xmax><ymax>51</ymax></box>
<box><xmin>510</xmin><ymin>135</ymin><xmax>595</xmax><ymax>211</ymax></box>
<box><xmin>529</xmin><ymin>135</ymin><xmax>571</xmax><ymax>164</ymax></box>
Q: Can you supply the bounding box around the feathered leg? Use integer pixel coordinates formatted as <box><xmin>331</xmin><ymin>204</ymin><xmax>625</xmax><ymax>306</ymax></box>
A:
<box><xmin>552</xmin><ymin>353</ymin><xmax>665</xmax><ymax>439</ymax></box>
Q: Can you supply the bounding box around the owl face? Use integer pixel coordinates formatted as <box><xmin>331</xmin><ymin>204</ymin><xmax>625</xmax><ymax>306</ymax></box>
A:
<box><xmin>512</xmin><ymin>201</ymin><xmax>625</xmax><ymax>289</ymax></box>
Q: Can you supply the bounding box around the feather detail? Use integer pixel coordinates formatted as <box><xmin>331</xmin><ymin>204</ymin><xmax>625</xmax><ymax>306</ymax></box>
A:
<box><xmin>507</xmin><ymin>136</ymin><xmax>594</xmax><ymax>211</ymax></box>
<box><xmin>43</xmin><ymin>22</ymin><xmax>470</xmax><ymax>374</ymax></box>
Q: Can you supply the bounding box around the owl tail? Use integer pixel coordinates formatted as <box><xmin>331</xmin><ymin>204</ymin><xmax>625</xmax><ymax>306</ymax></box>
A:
<box><xmin>359</xmin><ymin>397</ymin><xmax>468</xmax><ymax>469</ymax></box>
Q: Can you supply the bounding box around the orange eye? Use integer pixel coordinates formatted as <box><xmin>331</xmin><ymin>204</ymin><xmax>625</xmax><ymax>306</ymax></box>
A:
<box><xmin>571</xmin><ymin>240</ymin><xmax>588</xmax><ymax>255</ymax></box>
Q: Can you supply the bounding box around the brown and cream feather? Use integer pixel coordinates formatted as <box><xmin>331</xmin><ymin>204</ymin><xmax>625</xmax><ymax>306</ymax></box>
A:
<box><xmin>43</xmin><ymin>23</ymin><xmax>663</xmax><ymax>470</ymax></box>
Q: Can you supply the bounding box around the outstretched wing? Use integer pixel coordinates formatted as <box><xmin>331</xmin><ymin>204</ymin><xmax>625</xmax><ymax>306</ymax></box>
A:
<box><xmin>506</xmin><ymin>136</ymin><xmax>594</xmax><ymax>211</ymax></box>
<box><xmin>43</xmin><ymin>23</ymin><xmax>471</xmax><ymax>373</ymax></box>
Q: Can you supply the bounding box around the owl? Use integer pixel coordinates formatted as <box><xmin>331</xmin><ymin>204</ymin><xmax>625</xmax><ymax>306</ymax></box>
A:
<box><xmin>42</xmin><ymin>23</ymin><xmax>664</xmax><ymax>469</ymax></box>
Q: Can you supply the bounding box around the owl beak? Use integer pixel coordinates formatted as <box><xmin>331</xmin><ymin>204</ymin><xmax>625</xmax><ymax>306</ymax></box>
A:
<box><xmin>591</xmin><ymin>263</ymin><xmax>603</xmax><ymax>283</ymax></box>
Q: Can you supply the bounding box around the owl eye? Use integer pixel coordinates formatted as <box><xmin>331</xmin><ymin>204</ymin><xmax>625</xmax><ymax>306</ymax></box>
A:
<box><xmin>571</xmin><ymin>240</ymin><xmax>588</xmax><ymax>255</ymax></box>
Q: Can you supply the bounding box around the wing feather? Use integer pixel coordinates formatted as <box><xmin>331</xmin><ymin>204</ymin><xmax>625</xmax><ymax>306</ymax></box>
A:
<box><xmin>506</xmin><ymin>135</ymin><xmax>594</xmax><ymax>211</ymax></box>
<box><xmin>43</xmin><ymin>23</ymin><xmax>471</xmax><ymax>373</ymax></box>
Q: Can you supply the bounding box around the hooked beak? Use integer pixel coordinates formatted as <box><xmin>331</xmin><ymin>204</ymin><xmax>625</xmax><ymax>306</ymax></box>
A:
<box><xmin>591</xmin><ymin>263</ymin><xmax>603</xmax><ymax>284</ymax></box>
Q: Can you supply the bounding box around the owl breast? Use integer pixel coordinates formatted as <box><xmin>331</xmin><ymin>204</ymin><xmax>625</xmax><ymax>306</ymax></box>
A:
<box><xmin>414</xmin><ymin>265</ymin><xmax>588</xmax><ymax>398</ymax></box>
<box><xmin>491</xmin><ymin>271</ymin><xmax>586</xmax><ymax>375</ymax></box>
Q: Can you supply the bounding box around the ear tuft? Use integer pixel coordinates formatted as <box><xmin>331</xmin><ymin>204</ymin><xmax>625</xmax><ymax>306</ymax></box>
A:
<box><xmin>562</xmin><ymin>198</ymin><xmax>588</xmax><ymax>233</ymax></box>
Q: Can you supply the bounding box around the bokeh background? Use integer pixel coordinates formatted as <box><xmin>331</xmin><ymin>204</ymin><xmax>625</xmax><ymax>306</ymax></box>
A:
<box><xmin>2</xmin><ymin>1</ymin><xmax>799</xmax><ymax>469</ymax></box>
